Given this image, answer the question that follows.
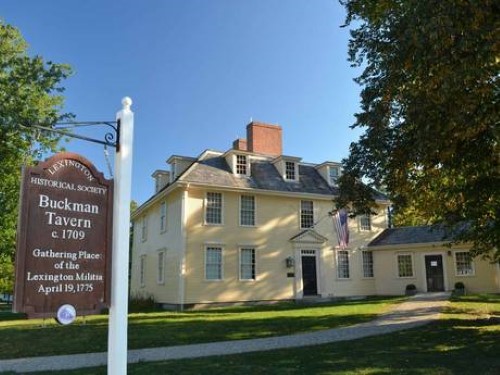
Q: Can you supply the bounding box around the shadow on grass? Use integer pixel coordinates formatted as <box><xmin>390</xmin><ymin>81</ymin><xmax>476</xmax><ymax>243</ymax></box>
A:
<box><xmin>40</xmin><ymin>315</ymin><xmax>500</xmax><ymax>375</ymax></box>
<box><xmin>0</xmin><ymin>298</ymin><xmax>399</xmax><ymax>360</ymax></box>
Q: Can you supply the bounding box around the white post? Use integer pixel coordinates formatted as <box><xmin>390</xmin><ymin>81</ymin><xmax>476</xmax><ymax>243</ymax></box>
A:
<box><xmin>108</xmin><ymin>97</ymin><xmax>134</xmax><ymax>374</ymax></box>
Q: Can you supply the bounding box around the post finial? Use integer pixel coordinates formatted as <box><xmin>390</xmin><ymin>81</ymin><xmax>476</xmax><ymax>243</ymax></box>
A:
<box><xmin>122</xmin><ymin>97</ymin><xmax>132</xmax><ymax>111</ymax></box>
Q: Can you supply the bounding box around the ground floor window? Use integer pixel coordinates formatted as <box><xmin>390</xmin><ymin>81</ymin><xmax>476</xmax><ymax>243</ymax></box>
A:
<box><xmin>140</xmin><ymin>255</ymin><xmax>146</xmax><ymax>286</ymax></box>
<box><xmin>362</xmin><ymin>250</ymin><xmax>374</xmax><ymax>278</ymax></box>
<box><xmin>205</xmin><ymin>247</ymin><xmax>223</xmax><ymax>280</ymax></box>
<box><xmin>240</xmin><ymin>248</ymin><xmax>256</xmax><ymax>280</ymax></box>
<box><xmin>455</xmin><ymin>251</ymin><xmax>474</xmax><ymax>276</ymax></box>
<box><xmin>157</xmin><ymin>250</ymin><xmax>165</xmax><ymax>284</ymax></box>
<box><xmin>337</xmin><ymin>250</ymin><xmax>350</xmax><ymax>279</ymax></box>
<box><xmin>397</xmin><ymin>254</ymin><xmax>414</xmax><ymax>277</ymax></box>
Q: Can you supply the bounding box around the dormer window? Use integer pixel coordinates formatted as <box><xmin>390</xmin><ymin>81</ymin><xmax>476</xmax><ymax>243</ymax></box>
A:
<box><xmin>315</xmin><ymin>162</ymin><xmax>341</xmax><ymax>187</ymax></box>
<box><xmin>236</xmin><ymin>155</ymin><xmax>248</xmax><ymax>175</ymax></box>
<box><xmin>272</xmin><ymin>155</ymin><xmax>301</xmax><ymax>182</ymax></box>
<box><xmin>329</xmin><ymin>166</ymin><xmax>340</xmax><ymax>185</ymax></box>
<box><xmin>285</xmin><ymin>161</ymin><xmax>296</xmax><ymax>180</ymax></box>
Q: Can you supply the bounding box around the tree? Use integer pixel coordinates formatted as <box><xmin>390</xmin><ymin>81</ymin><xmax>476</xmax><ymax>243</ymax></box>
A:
<box><xmin>0</xmin><ymin>20</ymin><xmax>72</xmax><ymax>293</ymax></box>
<box><xmin>338</xmin><ymin>0</ymin><xmax>499</xmax><ymax>259</ymax></box>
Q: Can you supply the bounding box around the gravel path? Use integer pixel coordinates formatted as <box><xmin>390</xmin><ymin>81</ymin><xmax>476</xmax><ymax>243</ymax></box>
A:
<box><xmin>0</xmin><ymin>292</ymin><xmax>450</xmax><ymax>374</ymax></box>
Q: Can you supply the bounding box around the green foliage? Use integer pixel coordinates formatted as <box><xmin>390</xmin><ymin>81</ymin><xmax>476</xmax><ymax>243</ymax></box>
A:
<box><xmin>0</xmin><ymin>256</ymin><xmax>14</xmax><ymax>294</ymax></box>
<box><xmin>0</xmin><ymin>20</ymin><xmax>72</xmax><ymax>292</ymax></box>
<box><xmin>405</xmin><ymin>284</ymin><xmax>416</xmax><ymax>291</ymax></box>
<box><xmin>128</xmin><ymin>292</ymin><xmax>157</xmax><ymax>313</ymax></box>
<box><xmin>338</xmin><ymin>0</ymin><xmax>499</xmax><ymax>259</ymax></box>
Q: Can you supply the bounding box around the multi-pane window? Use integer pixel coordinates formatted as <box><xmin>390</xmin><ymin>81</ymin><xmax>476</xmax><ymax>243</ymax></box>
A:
<box><xmin>455</xmin><ymin>252</ymin><xmax>474</xmax><ymax>276</ymax></box>
<box><xmin>285</xmin><ymin>161</ymin><xmax>296</xmax><ymax>180</ymax></box>
<box><xmin>240</xmin><ymin>195</ymin><xmax>255</xmax><ymax>226</ymax></box>
<box><xmin>157</xmin><ymin>251</ymin><xmax>165</xmax><ymax>284</ymax></box>
<box><xmin>337</xmin><ymin>250</ymin><xmax>350</xmax><ymax>279</ymax></box>
<box><xmin>362</xmin><ymin>251</ymin><xmax>374</xmax><ymax>278</ymax></box>
<box><xmin>141</xmin><ymin>216</ymin><xmax>148</xmax><ymax>242</ymax></box>
<box><xmin>301</xmin><ymin>200</ymin><xmax>314</xmax><ymax>228</ymax></box>
<box><xmin>360</xmin><ymin>214</ymin><xmax>371</xmax><ymax>231</ymax></box>
<box><xmin>160</xmin><ymin>202</ymin><xmax>167</xmax><ymax>232</ymax></box>
<box><xmin>205</xmin><ymin>192</ymin><xmax>223</xmax><ymax>224</ymax></box>
<box><xmin>329</xmin><ymin>166</ymin><xmax>339</xmax><ymax>185</ymax></box>
<box><xmin>236</xmin><ymin>155</ymin><xmax>247</xmax><ymax>175</ymax></box>
<box><xmin>205</xmin><ymin>247</ymin><xmax>223</xmax><ymax>280</ymax></box>
<box><xmin>140</xmin><ymin>255</ymin><xmax>146</xmax><ymax>286</ymax></box>
<box><xmin>397</xmin><ymin>254</ymin><xmax>414</xmax><ymax>277</ymax></box>
<box><xmin>240</xmin><ymin>248</ymin><xmax>256</xmax><ymax>280</ymax></box>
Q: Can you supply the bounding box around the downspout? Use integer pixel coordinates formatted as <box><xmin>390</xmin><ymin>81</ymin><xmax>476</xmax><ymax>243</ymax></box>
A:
<box><xmin>178</xmin><ymin>185</ymin><xmax>189</xmax><ymax>311</ymax></box>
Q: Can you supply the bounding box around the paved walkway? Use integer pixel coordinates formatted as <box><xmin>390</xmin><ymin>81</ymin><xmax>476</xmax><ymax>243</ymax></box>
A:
<box><xmin>0</xmin><ymin>292</ymin><xmax>450</xmax><ymax>374</ymax></box>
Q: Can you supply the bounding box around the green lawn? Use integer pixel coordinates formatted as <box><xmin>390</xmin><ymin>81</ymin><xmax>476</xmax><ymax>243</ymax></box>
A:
<box><xmin>0</xmin><ymin>297</ymin><xmax>400</xmax><ymax>359</ymax></box>
<box><xmin>35</xmin><ymin>294</ymin><xmax>500</xmax><ymax>375</ymax></box>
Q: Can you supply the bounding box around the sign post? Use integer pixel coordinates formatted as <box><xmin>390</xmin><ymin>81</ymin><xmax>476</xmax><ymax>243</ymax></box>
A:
<box><xmin>108</xmin><ymin>97</ymin><xmax>134</xmax><ymax>374</ymax></box>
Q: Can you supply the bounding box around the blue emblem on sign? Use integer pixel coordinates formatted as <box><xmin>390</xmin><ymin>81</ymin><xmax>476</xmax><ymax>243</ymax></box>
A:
<box><xmin>56</xmin><ymin>304</ymin><xmax>77</xmax><ymax>325</ymax></box>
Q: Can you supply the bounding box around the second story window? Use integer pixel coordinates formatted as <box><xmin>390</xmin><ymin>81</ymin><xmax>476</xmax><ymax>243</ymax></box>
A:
<box><xmin>141</xmin><ymin>216</ymin><xmax>148</xmax><ymax>242</ymax></box>
<box><xmin>285</xmin><ymin>161</ymin><xmax>296</xmax><ymax>180</ymax></box>
<box><xmin>360</xmin><ymin>214</ymin><xmax>371</xmax><ymax>231</ymax></box>
<box><xmin>301</xmin><ymin>200</ymin><xmax>314</xmax><ymax>228</ymax></box>
<box><xmin>205</xmin><ymin>192</ymin><xmax>223</xmax><ymax>225</ymax></box>
<box><xmin>236</xmin><ymin>155</ymin><xmax>247</xmax><ymax>175</ymax></box>
<box><xmin>160</xmin><ymin>202</ymin><xmax>167</xmax><ymax>232</ymax></box>
<box><xmin>240</xmin><ymin>195</ymin><xmax>255</xmax><ymax>226</ymax></box>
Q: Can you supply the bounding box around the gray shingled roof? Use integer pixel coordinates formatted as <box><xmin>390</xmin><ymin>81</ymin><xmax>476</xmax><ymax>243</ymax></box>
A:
<box><xmin>368</xmin><ymin>225</ymin><xmax>455</xmax><ymax>247</ymax></box>
<box><xmin>181</xmin><ymin>154</ymin><xmax>339</xmax><ymax>196</ymax></box>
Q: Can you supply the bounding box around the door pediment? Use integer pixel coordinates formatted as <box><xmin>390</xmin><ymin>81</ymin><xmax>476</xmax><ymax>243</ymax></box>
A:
<box><xmin>289</xmin><ymin>229</ymin><xmax>328</xmax><ymax>244</ymax></box>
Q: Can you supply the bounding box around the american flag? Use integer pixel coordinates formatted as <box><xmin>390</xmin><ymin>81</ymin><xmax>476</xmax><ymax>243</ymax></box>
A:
<box><xmin>333</xmin><ymin>209</ymin><xmax>349</xmax><ymax>249</ymax></box>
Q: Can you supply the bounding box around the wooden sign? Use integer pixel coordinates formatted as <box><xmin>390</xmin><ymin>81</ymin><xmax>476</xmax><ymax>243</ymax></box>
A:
<box><xmin>14</xmin><ymin>152</ymin><xmax>113</xmax><ymax>318</ymax></box>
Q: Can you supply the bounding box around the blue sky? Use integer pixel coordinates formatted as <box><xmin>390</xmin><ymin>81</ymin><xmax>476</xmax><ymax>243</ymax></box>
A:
<box><xmin>2</xmin><ymin>0</ymin><xmax>363</xmax><ymax>205</ymax></box>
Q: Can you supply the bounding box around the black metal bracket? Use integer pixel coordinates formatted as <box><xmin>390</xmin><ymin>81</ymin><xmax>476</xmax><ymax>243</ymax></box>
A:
<box><xmin>24</xmin><ymin>120</ymin><xmax>121</xmax><ymax>152</ymax></box>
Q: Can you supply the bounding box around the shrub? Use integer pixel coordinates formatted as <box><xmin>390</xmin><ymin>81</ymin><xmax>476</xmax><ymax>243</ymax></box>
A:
<box><xmin>405</xmin><ymin>284</ymin><xmax>417</xmax><ymax>291</ymax></box>
<box><xmin>129</xmin><ymin>293</ymin><xmax>157</xmax><ymax>312</ymax></box>
<box><xmin>454</xmin><ymin>281</ymin><xmax>465</xmax><ymax>290</ymax></box>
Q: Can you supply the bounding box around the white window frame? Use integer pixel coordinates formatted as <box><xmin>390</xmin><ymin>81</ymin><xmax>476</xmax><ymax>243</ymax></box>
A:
<box><xmin>329</xmin><ymin>166</ymin><xmax>340</xmax><ymax>185</ymax></box>
<box><xmin>336</xmin><ymin>250</ymin><xmax>350</xmax><ymax>279</ymax></box>
<box><xmin>157</xmin><ymin>250</ymin><xmax>165</xmax><ymax>284</ymax></box>
<box><xmin>205</xmin><ymin>192</ymin><xmax>223</xmax><ymax>225</ymax></box>
<box><xmin>362</xmin><ymin>250</ymin><xmax>374</xmax><ymax>278</ymax></box>
<box><xmin>359</xmin><ymin>214</ymin><xmax>372</xmax><ymax>231</ymax></box>
<box><xmin>240</xmin><ymin>195</ymin><xmax>256</xmax><ymax>226</ymax></box>
<box><xmin>139</xmin><ymin>255</ymin><xmax>146</xmax><ymax>287</ymax></box>
<box><xmin>285</xmin><ymin>161</ymin><xmax>298</xmax><ymax>181</ymax></box>
<box><xmin>160</xmin><ymin>201</ymin><xmax>167</xmax><ymax>233</ymax></box>
<box><xmin>141</xmin><ymin>216</ymin><xmax>148</xmax><ymax>242</ymax></box>
<box><xmin>397</xmin><ymin>253</ymin><xmax>414</xmax><ymax>278</ymax></box>
<box><xmin>239</xmin><ymin>247</ymin><xmax>256</xmax><ymax>281</ymax></box>
<box><xmin>235</xmin><ymin>154</ymin><xmax>248</xmax><ymax>176</ymax></box>
<box><xmin>205</xmin><ymin>246</ymin><xmax>223</xmax><ymax>281</ymax></box>
<box><xmin>454</xmin><ymin>251</ymin><xmax>475</xmax><ymax>276</ymax></box>
<box><xmin>300</xmin><ymin>200</ymin><xmax>314</xmax><ymax>229</ymax></box>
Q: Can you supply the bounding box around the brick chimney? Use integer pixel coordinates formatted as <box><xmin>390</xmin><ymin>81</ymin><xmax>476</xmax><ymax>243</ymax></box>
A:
<box><xmin>232</xmin><ymin>138</ymin><xmax>247</xmax><ymax>151</ymax></box>
<box><xmin>247</xmin><ymin>121</ymin><xmax>282</xmax><ymax>156</ymax></box>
